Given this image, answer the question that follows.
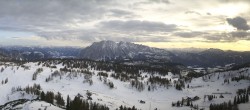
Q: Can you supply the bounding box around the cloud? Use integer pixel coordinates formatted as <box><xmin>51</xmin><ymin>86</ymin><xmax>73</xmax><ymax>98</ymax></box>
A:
<box><xmin>203</xmin><ymin>35</ymin><xmax>224</xmax><ymax>42</ymax></box>
<box><xmin>135</xmin><ymin>0</ymin><xmax>170</xmax><ymax>5</ymax></box>
<box><xmin>98</xmin><ymin>20</ymin><xmax>177</xmax><ymax>32</ymax></box>
<box><xmin>226</xmin><ymin>17</ymin><xmax>250</xmax><ymax>31</ymax></box>
<box><xmin>108</xmin><ymin>9</ymin><xmax>136</xmax><ymax>18</ymax></box>
<box><xmin>220</xmin><ymin>0</ymin><xmax>250</xmax><ymax>3</ymax></box>
<box><xmin>230</xmin><ymin>31</ymin><xmax>250</xmax><ymax>38</ymax></box>
<box><xmin>206</xmin><ymin>12</ymin><xmax>212</xmax><ymax>15</ymax></box>
<box><xmin>174</xmin><ymin>31</ymin><xmax>205</xmax><ymax>38</ymax></box>
<box><xmin>1</xmin><ymin>0</ymin><xmax>250</xmax><ymax>47</ymax></box>
<box><xmin>185</xmin><ymin>11</ymin><xmax>201</xmax><ymax>16</ymax></box>
<box><xmin>201</xmin><ymin>31</ymin><xmax>250</xmax><ymax>42</ymax></box>
<box><xmin>38</xmin><ymin>28</ymin><xmax>172</xmax><ymax>43</ymax></box>
<box><xmin>1</xmin><ymin>0</ymin><xmax>171</xmax><ymax>44</ymax></box>
<box><xmin>0</xmin><ymin>0</ymin><xmax>119</xmax><ymax>33</ymax></box>
<box><xmin>37</xmin><ymin>30</ymin><xmax>104</xmax><ymax>42</ymax></box>
<box><xmin>149</xmin><ymin>0</ymin><xmax>170</xmax><ymax>4</ymax></box>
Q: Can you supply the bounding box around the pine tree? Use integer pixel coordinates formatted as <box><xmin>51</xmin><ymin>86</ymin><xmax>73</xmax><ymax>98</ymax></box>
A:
<box><xmin>210</xmin><ymin>104</ymin><xmax>214</xmax><ymax>110</ymax></box>
<box><xmin>190</xmin><ymin>101</ymin><xmax>193</xmax><ymax>107</ymax></box>
<box><xmin>40</xmin><ymin>91</ymin><xmax>45</xmax><ymax>101</ymax></box>
<box><xmin>234</xmin><ymin>96</ymin><xmax>237</xmax><ymax>105</ymax></box>
<box><xmin>242</xmin><ymin>95</ymin><xmax>246</xmax><ymax>103</ymax></box>
<box><xmin>66</xmin><ymin>95</ymin><xmax>70</xmax><ymax>110</ymax></box>
<box><xmin>228</xmin><ymin>100</ymin><xmax>232</xmax><ymax>110</ymax></box>
<box><xmin>92</xmin><ymin>102</ymin><xmax>98</xmax><ymax>110</ymax></box>
<box><xmin>240</xmin><ymin>95</ymin><xmax>244</xmax><ymax>103</ymax></box>
<box><xmin>86</xmin><ymin>90</ymin><xmax>92</xmax><ymax>100</ymax></box>
<box><xmin>175</xmin><ymin>84</ymin><xmax>182</xmax><ymax>90</ymax></box>
<box><xmin>45</xmin><ymin>91</ymin><xmax>54</xmax><ymax>104</ymax></box>
<box><xmin>187</xmin><ymin>99</ymin><xmax>190</xmax><ymax>106</ymax></box>
<box><xmin>181</xmin><ymin>98</ymin><xmax>184</xmax><ymax>106</ymax></box>
<box><xmin>56</xmin><ymin>92</ymin><xmax>65</xmax><ymax>107</ymax></box>
<box><xmin>176</xmin><ymin>101</ymin><xmax>180</xmax><ymax>107</ymax></box>
<box><xmin>246</xmin><ymin>94</ymin><xmax>249</xmax><ymax>102</ymax></box>
<box><xmin>132</xmin><ymin>106</ymin><xmax>136</xmax><ymax>110</ymax></box>
<box><xmin>5</xmin><ymin>78</ymin><xmax>8</xmax><ymax>84</ymax></box>
<box><xmin>237</xmin><ymin>95</ymin><xmax>240</xmax><ymax>104</ymax></box>
<box><xmin>1</xmin><ymin>67</ymin><xmax>4</xmax><ymax>72</ymax></box>
<box><xmin>119</xmin><ymin>105</ymin><xmax>123</xmax><ymax>110</ymax></box>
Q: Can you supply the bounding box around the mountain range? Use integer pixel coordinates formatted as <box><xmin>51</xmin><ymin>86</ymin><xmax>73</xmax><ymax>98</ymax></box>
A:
<box><xmin>1</xmin><ymin>40</ymin><xmax>250</xmax><ymax>67</ymax></box>
<box><xmin>79</xmin><ymin>40</ymin><xmax>250</xmax><ymax>67</ymax></box>
<box><xmin>79</xmin><ymin>40</ymin><xmax>174</xmax><ymax>62</ymax></box>
<box><xmin>0</xmin><ymin>46</ymin><xmax>81</xmax><ymax>61</ymax></box>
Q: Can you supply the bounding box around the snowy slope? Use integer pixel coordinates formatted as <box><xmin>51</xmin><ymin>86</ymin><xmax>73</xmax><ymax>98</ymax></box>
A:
<box><xmin>0</xmin><ymin>61</ymin><xmax>249</xmax><ymax>110</ymax></box>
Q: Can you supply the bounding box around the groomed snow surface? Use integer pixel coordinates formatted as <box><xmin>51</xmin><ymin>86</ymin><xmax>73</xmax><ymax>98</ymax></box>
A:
<box><xmin>0</xmin><ymin>62</ymin><xmax>249</xmax><ymax>110</ymax></box>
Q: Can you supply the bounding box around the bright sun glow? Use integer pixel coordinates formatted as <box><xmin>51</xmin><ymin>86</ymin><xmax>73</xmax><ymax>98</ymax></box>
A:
<box><xmin>208</xmin><ymin>3</ymin><xmax>249</xmax><ymax>17</ymax></box>
<box><xmin>135</xmin><ymin>40</ymin><xmax>250</xmax><ymax>51</ymax></box>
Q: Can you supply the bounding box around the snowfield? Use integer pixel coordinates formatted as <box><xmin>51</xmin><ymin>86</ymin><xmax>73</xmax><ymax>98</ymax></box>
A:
<box><xmin>13</xmin><ymin>101</ymin><xmax>64</xmax><ymax>110</ymax></box>
<box><xmin>0</xmin><ymin>61</ymin><xmax>249</xmax><ymax>110</ymax></box>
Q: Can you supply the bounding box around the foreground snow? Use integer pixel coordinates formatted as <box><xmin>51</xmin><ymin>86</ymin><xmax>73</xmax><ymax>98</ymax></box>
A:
<box><xmin>14</xmin><ymin>101</ymin><xmax>64</xmax><ymax>110</ymax></box>
<box><xmin>0</xmin><ymin>62</ymin><xmax>249</xmax><ymax>110</ymax></box>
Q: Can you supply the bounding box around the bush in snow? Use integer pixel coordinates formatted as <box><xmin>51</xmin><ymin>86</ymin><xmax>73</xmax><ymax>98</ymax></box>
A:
<box><xmin>1</xmin><ymin>67</ymin><xmax>4</xmax><ymax>72</ymax></box>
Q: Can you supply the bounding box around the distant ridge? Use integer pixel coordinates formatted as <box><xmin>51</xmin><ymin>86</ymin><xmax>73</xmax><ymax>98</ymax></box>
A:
<box><xmin>2</xmin><ymin>41</ymin><xmax>250</xmax><ymax>67</ymax></box>
<box><xmin>79</xmin><ymin>40</ymin><xmax>250</xmax><ymax>67</ymax></box>
<box><xmin>79</xmin><ymin>40</ymin><xmax>173</xmax><ymax>62</ymax></box>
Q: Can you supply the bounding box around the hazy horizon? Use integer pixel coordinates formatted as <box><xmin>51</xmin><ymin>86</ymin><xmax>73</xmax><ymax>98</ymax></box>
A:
<box><xmin>0</xmin><ymin>0</ymin><xmax>250</xmax><ymax>51</ymax></box>
<box><xmin>1</xmin><ymin>40</ymin><xmax>250</xmax><ymax>52</ymax></box>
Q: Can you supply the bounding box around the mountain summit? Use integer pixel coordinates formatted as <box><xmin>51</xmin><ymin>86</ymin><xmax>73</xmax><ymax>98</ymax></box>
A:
<box><xmin>79</xmin><ymin>40</ymin><xmax>172</xmax><ymax>61</ymax></box>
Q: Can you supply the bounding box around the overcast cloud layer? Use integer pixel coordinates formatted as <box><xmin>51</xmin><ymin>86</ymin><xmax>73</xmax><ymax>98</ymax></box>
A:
<box><xmin>0</xmin><ymin>0</ymin><xmax>250</xmax><ymax>48</ymax></box>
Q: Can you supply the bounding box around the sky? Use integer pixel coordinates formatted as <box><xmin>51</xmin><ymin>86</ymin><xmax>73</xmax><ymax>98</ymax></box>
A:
<box><xmin>0</xmin><ymin>0</ymin><xmax>250</xmax><ymax>51</ymax></box>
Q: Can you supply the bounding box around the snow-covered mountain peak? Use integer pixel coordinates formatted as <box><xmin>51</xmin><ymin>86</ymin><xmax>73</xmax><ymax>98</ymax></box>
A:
<box><xmin>79</xmin><ymin>40</ymin><xmax>173</xmax><ymax>61</ymax></box>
